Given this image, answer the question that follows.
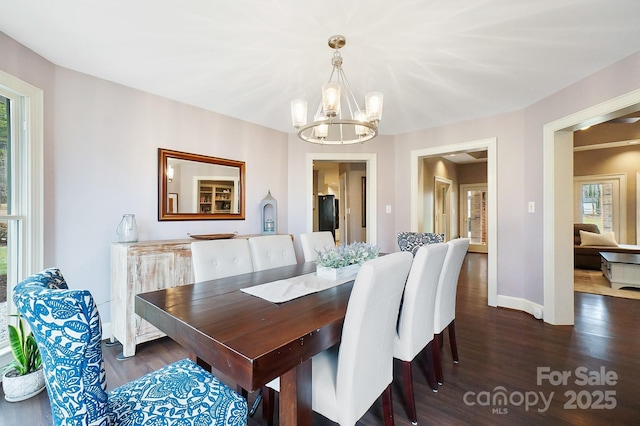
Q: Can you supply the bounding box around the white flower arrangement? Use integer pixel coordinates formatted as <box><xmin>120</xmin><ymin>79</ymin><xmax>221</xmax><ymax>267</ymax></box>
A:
<box><xmin>315</xmin><ymin>242</ymin><xmax>381</xmax><ymax>268</ymax></box>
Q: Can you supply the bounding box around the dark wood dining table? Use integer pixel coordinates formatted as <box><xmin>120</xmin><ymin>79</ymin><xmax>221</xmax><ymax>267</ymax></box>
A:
<box><xmin>135</xmin><ymin>261</ymin><xmax>354</xmax><ymax>426</ymax></box>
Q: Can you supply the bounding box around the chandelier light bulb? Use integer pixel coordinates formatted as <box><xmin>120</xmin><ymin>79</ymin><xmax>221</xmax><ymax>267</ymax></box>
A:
<box><xmin>322</xmin><ymin>83</ymin><xmax>341</xmax><ymax>117</ymax></box>
<box><xmin>314</xmin><ymin>113</ymin><xmax>329</xmax><ymax>138</ymax></box>
<box><xmin>291</xmin><ymin>99</ymin><xmax>308</xmax><ymax>128</ymax></box>
<box><xmin>354</xmin><ymin>110</ymin><xmax>368</xmax><ymax>136</ymax></box>
<box><xmin>365</xmin><ymin>92</ymin><xmax>384</xmax><ymax>122</ymax></box>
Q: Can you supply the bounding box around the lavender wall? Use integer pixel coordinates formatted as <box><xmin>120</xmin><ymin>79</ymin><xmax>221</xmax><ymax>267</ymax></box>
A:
<box><xmin>2</xmin><ymin>29</ymin><xmax>640</xmax><ymax>325</ymax></box>
<box><xmin>394</xmin><ymin>111</ymin><xmax>526</xmax><ymax>299</ymax></box>
<box><xmin>1</xmin><ymin>31</ymin><xmax>289</xmax><ymax>325</ymax></box>
<box><xmin>51</xmin><ymin>67</ymin><xmax>289</xmax><ymax>312</ymax></box>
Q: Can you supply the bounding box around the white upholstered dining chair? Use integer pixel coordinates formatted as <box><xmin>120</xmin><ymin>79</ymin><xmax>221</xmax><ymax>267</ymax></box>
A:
<box><xmin>432</xmin><ymin>238</ymin><xmax>470</xmax><ymax>385</ymax></box>
<box><xmin>263</xmin><ymin>251</ymin><xmax>414</xmax><ymax>426</ymax></box>
<box><xmin>247</xmin><ymin>235</ymin><xmax>297</xmax><ymax>271</ymax></box>
<box><xmin>191</xmin><ymin>238</ymin><xmax>260</xmax><ymax>415</ymax></box>
<box><xmin>393</xmin><ymin>243</ymin><xmax>449</xmax><ymax>424</ymax></box>
<box><xmin>191</xmin><ymin>239</ymin><xmax>254</xmax><ymax>282</ymax></box>
<box><xmin>300</xmin><ymin>231</ymin><xmax>336</xmax><ymax>262</ymax></box>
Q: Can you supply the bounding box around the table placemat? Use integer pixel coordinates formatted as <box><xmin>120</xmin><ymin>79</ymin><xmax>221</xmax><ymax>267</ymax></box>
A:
<box><xmin>241</xmin><ymin>272</ymin><xmax>354</xmax><ymax>303</ymax></box>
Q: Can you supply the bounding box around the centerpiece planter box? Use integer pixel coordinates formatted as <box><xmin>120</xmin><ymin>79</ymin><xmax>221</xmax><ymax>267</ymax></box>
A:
<box><xmin>315</xmin><ymin>241</ymin><xmax>380</xmax><ymax>281</ymax></box>
<box><xmin>316</xmin><ymin>264</ymin><xmax>361</xmax><ymax>280</ymax></box>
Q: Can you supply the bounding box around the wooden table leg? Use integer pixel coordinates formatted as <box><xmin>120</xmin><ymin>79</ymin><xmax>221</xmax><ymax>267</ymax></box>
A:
<box><xmin>279</xmin><ymin>359</ymin><xmax>312</xmax><ymax>426</ymax></box>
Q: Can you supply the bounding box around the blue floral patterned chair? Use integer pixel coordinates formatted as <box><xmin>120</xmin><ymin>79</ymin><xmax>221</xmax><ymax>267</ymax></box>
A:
<box><xmin>13</xmin><ymin>267</ymin><xmax>247</xmax><ymax>426</ymax></box>
<box><xmin>397</xmin><ymin>231</ymin><xmax>445</xmax><ymax>256</ymax></box>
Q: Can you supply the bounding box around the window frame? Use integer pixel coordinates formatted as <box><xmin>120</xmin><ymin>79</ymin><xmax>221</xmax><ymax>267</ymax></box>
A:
<box><xmin>573</xmin><ymin>173</ymin><xmax>627</xmax><ymax>243</ymax></box>
<box><xmin>0</xmin><ymin>70</ymin><xmax>44</xmax><ymax>362</ymax></box>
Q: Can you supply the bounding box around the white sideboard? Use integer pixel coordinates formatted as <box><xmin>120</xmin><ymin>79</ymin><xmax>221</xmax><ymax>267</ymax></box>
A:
<box><xmin>110</xmin><ymin>239</ymin><xmax>194</xmax><ymax>358</ymax></box>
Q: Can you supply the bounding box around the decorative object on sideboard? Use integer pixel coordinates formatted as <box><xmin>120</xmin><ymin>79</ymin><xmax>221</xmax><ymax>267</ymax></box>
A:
<box><xmin>187</xmin><ymin>232</ymin><xmax>238</xmax><ymax>240</ymax></box>
<box><xmin>260</xmin><ymin>190</ymin><xmax>277</xmax><ymax>235</ymax></box>
<box><xmin>116</xmin><ymin>214</ymin><xmax>138</xmax><ymax>242</ymax></box>
<box><xmin>290</xmin><ymin>35</ymin><xmax>383</xmax><ymax>145</ymax></box>
<box><xmin>315</xmin><ymin>241</ymin><xmax>380</xmax><ymax>280</ymax></box>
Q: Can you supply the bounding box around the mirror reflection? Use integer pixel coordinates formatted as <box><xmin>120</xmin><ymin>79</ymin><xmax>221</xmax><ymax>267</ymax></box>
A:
<box><xmin>158</xmin><ymin>148</ymin><xmax>245</xmax><ymax>221</ymax></box>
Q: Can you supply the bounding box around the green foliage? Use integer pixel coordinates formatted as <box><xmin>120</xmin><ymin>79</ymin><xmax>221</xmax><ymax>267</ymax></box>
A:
<box><xmin>4</xmin><ymin>315</ymin><xmax>42</xmax><ymax>376</ymax></box>
<box><xmin>316</xmin><ymin>241</ymin><xmax>380</xmax><ymax>268</ymax></box>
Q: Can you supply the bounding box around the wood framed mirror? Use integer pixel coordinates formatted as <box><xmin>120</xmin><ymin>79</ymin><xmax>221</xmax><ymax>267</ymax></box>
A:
<box><xmin>158</xmin><ymin>148</ymin><xmax>245</xmax><ymax>221</ymax></box>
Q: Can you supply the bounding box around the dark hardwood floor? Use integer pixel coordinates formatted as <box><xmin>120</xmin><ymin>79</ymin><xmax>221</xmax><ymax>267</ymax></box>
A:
<box><xmin>2</xmin><ymin>253</ymin><xmax>639</xmax><ymax>425</ymax></box>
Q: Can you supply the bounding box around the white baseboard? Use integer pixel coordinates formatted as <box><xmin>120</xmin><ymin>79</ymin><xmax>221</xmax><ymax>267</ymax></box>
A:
<box><xmin>496</xmin><ymin>294</ymin><xmax>544</xmax><ymax>320</ymax></box>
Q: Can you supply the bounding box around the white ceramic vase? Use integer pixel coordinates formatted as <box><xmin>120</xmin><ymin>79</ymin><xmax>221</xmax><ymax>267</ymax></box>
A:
<box><xmin>2</xmin><ymin>367</ymin><xmax>46</xmax><ymax>402</ymax></box>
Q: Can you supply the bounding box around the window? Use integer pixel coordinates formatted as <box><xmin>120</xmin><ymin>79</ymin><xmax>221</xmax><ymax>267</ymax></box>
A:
<box><xmin>0</xmin><ymin>71</ymin><xmax>43</xmax><ymax>359</ymax></box>
<box><xmin>574</xmin><ymin>174</ymin><xmax>626</xmax><ymax>242</ymax></box>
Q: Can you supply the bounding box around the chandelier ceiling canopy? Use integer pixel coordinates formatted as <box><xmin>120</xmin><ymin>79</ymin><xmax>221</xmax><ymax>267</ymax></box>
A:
<box><xmin>290</xmin><ymin>35</ymin><xmax>383</xmax><ymax>145</ymax></box>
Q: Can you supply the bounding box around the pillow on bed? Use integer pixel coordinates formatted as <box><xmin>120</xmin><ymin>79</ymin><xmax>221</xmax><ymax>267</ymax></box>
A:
<box><xmin>579</xmin><ymin>230</ymin><xmax>618</xmax><ymax>247</ymax></box>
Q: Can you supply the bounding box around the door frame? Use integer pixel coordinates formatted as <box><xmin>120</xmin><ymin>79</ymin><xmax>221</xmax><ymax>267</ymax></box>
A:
<box><xmin>410</xmin><ymin>138</ymin><xmax>497</xmax><ymax>307</ymax></box>
<box><xmin>434</xmin><ymin>176</ymin><xmax>453</xmax><ymax>240</ymax></box>
<box><xmin>637</xmin><ymin>172</ymin><xmax>640</xmax><ymax>244</ymax></box>
<box><xmin>339</xmin><ymin>172</ymin><xmax>348</xmax><ymax>244</ymax></box>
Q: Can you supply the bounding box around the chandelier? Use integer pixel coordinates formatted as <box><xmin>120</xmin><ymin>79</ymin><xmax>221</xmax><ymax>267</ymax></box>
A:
<box><xmin>290</xmin><ymin>35</ymin><xmax>384</xmax><ymax>145</ymax></box>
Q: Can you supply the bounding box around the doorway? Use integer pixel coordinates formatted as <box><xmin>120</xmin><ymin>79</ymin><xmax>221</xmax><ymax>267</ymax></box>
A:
<box><xmin>460</xmin><ymin>183</ymin><xmax>488</xmax><ymax>253</ymax></box>
<box><xmin>307</xmin><ymin>153</ymin><xmax>377</xmax><ymax>245</ymax></box>
<box><xmin>543</xmin><ymin>89</ymin><xmax>640</xmax><ymax>325</ymax></box>
<box><xmin>434</xmin><ymin>176</ymin><xmax>452</xmax><ymax>240</ymax></box>
<box><xmin>313</xmin><ymin>162</ymin><xmax>366</xmax><ymax>245</ymax></box>
<box><xmin>411</xmin><ymin>138</ymin><xmax>497</xmax><ymax>307</ymax></box>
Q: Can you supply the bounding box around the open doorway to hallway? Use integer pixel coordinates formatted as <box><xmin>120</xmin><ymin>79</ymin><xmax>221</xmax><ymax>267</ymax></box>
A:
<box><xmin>417</xmin><ymin>151</ymin><xmax>488</xmax><ymax>253</ymax></box>
<box><xmin>306</xmin><ymin>152</ymin><xmax>378</xmax><ymax>246</ymax></box>
<box><xmin>410</xmin><ymin>138</ymin><xmax>497</xmax><ymax>307</ymax></box>
<box><xmin>312</xmin><ymin>161</ymin><xmax>366</xmax><ymax>246</ymax></box>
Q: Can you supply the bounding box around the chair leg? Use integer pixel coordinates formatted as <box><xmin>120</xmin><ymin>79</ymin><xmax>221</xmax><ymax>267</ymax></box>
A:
<box><xmin>432</xmin><ymin>336</ymin><xmax>444</xmax><ymax>385</ymax></box>
<box><xmin>437</xmin><ymin>332</ymin><xmax>444</xmax><ymax>350</ymax></box>
<box><xmin>262</xmin><ymin>386</ymin><xmax>275</xmax><ymax>426</ymax></box>
<box><xmin>381</xmin><ymin>384</ymin><xmax>395</xmax><ymax>426</ymax></box>
<box><xmin>423</xmin><ymin>341</ymin><xmax>438</xmax><ymax>392</ymax></box>
<box><xmin>400</xmin><ymin>360</ymin><xmax>418</xmax><ymax>424</ymax></box>
<box><xmin>448</xmin><ymin>320</ymin><xmax>459</xmax><ymax>363</ymax></box>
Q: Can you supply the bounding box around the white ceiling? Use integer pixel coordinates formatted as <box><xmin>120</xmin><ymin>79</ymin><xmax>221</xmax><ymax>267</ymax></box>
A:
<box><xmin>1</xmin><ymin>0</ymin><xmax>640</xmax><ymax>135</ymax></box>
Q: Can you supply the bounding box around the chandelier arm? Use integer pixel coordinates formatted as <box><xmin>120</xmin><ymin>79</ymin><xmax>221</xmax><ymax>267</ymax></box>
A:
<box><xmin>338</xmin><ymin>67</ymin><xmax>363</xmax><ymax>120</ymax></box>
<box><xmin>326</xmin><ymin>64</ymin><xmax>338</xmax><ymax>84</ymax></box>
